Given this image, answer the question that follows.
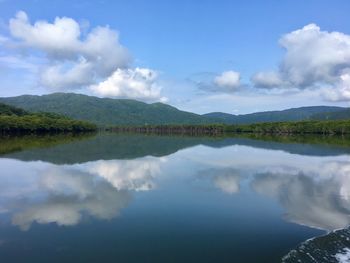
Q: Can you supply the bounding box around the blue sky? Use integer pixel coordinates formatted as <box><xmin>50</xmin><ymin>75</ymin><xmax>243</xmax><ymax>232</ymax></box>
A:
<box><xmin>1</xmin><ymin>0</ymin><xmax>350</xmax><ymax>114</ymax></box>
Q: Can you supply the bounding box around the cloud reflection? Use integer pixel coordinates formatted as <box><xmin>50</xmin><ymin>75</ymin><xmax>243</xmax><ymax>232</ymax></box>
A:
<box><xmin>0</xmin><ymin>157</ymin><xmax>163</xmax><ymax>230</ymax></box>
<box><xmin>251</xmin><ymin>162</ymin><xmax>350</xmax><ymax>231</ymax></box>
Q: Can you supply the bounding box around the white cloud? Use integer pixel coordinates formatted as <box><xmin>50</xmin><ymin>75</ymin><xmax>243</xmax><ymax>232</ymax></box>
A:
<box><xmin>40</xmin><ymin>58</ymin><xmax>94</xmax><ymax>90</ymax></box>
<box><xmin>4</xmin><ymin>11</ymin><xmax>167</xmax><ymax>101</ymax></box>
<box><xmin>8</xmin><ymin>11</ymin><xmax>130</xmax><ymax>91</ymax></box>
<box><xmin>3</xmin><ymin>11</ymin><xmax>166</xmax><ymax>102</ymax></box>
<box><xmin>252</xmin><ymin>24</ymin><xmax>350</xmax><ymax>101</ymax></box>
<box><xmin>214</xmin><ymin>70</ymin><xmax>241</xmax><ymax>90</ymax></box>
<box><xmin>9</xmin><ymin>11</ymin><xmax>81</xmax><ymax>57</ymax></box>
<box><xmin>91</xmin><ymin>67</ymin><xmax>168</xmax><ymax>102</ymax></box>
<box><xmin>323</xmin><ymin>72</ymin><xmax>350</xmax><ymax>101</ymax></box>
<box><xmin>251</xmin><ymin>71</ymin><xmax>284</xmax><ymax>89</ymax></box>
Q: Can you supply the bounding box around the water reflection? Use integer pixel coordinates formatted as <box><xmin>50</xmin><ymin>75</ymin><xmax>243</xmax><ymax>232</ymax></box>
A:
<box><xmin>0</xmin><ymin>134</ymin><xmax>350</xmax><ymax>262</ymax></box>
<box><xmin>0</xmin><ymin>156</ymin><xmax>164</xmax><ymax>230</ymax></box>
<box><xmin>252</xmin><ymin>167</ymin><xmax>350</xmax><ymax>231</ymax></box>
<box><xmin>189</xmin><ymin>145</ymin><xmax>350</xmax><ymax>231</ymax></box>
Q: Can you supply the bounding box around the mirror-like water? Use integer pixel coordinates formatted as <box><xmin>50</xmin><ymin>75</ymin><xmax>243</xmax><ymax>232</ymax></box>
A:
<box><xmin>0</xmin><ymin>133</ymin><xmax>349</xmax><ymax>263</ymax></box>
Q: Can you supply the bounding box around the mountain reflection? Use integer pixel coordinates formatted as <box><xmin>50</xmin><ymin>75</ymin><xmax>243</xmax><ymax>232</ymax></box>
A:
<box><xmin>2</xmin><ymin>133</ymin><xmax>350</xmax><ymax>165</ymax></box>
<box><xmin>0</xmin><ymin>134</ymin><xmax>350</xmax><ymax>233</ymax></box>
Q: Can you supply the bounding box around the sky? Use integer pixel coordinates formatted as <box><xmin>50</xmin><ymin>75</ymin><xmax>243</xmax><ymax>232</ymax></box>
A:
<box><xmin>0</xmin><ymin>0</ymin><xmax>350</xmax><ymax>114</ymax></box>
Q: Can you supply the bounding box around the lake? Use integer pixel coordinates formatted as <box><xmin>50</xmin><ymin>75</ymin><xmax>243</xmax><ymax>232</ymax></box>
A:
<box><xmin>0</xmin><ymin>133</ymin><xmax>349</xmax><ymax>263</ymax></box>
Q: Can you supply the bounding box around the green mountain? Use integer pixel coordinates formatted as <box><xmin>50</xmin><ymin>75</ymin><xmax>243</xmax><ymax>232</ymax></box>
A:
<box><xmin>203</xmin><ymin>106</ymin><xmax>346</xmax><ymax>124</ymax></box>
<box><xmin>0</xmin><ymin>93</ymin><xmax>214</xmax><ymax>126</ymax></box>
<box><xmin>311</xmin><ymin>108</ymin><xmax>350</xmax><ymax>120</ymax></box>
<box><xmin>1</xmin><ymin>93</ymin><xmax>349</xmax><ymax>126</ymax></box>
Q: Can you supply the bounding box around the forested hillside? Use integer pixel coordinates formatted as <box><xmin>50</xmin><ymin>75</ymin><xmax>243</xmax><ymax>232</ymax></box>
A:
<box><xmin>0</xmin><ymin>102</ymin><xmax>97</xmax><ymax>133</ymax></box>
<box><xmin>0</xmin><ymin>93</ymin><xmax>214</xmax><ymax>126</ymax></box>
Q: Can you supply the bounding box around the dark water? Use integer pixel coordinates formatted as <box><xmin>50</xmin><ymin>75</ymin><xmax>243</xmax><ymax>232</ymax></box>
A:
<box><xmin>0</xmin><ymin>133</ymin><xmax>349</xmax><ymax>263</ymax></box>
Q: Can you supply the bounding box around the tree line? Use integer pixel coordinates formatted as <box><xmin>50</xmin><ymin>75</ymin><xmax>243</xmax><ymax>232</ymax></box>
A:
<box><xmin>0</xmin><ymin>103</ymin><xmax>97</xmax><ymax>134</ymax></box>
<box><xmin>110</xmin><ymin>120</ymin><xmax>350</xmax><ymax>135</ymax></box>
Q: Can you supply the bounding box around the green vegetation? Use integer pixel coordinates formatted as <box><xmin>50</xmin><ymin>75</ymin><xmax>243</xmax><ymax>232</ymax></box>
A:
<box><xmin>0</xmin><ymin>93</ymin><xmax>216</xmax><ymax>126</ymax></box>
<box><xmin>224</xmin><ymin>120</ymin><xmax>350</xmax><ymax>135</ymax></box>
<box><xmin>1</xmin><ymin>93</ymin><xmax>349</xmax><ymax>126</ymax></box>
<box><xmin>112</xmin><ymin>120</ymin><xmax>350</xmax><ymax>135</ymax></box>
<box><xmin>0</xmin><ymin>102</ymin><xmax>97</xmax><ymax>133</ymax></box>
<box><xmin>0</xmin><ymin>103</ymin><xmax>28</xmax><ymax>116</ymax></box>
<box><xmin>203</xmin><ymin>106</ymin><xmax>346</xmax><ymax>124</ymax></box>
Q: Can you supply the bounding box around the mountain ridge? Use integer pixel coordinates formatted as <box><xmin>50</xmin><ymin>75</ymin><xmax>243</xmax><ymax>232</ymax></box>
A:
<box><xmin>203</xmin><ymin>106</ymin><xmax>346</xmax><ymax>124</ymax></box>
<box><xmin>0</xmin><ymin>92</ymin><xmax>348</xmax><ymax>126</ymax></box>
<box><xmin>0</xmin><ymin>93</ymin><xmax>215</xmax><ymax>126</ymax></box>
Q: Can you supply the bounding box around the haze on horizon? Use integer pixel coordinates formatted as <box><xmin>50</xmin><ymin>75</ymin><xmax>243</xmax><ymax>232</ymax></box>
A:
<box><xmin>0</xmin><ymin>0</ymin><xmax>350</xmax><ymax>114</ymax></box>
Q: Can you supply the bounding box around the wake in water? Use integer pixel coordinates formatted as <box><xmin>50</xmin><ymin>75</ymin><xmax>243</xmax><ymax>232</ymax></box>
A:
<box><xmin>282</xmin><ymin>227</ymin><xmax>350</xmax><ymax>263</ymax></box>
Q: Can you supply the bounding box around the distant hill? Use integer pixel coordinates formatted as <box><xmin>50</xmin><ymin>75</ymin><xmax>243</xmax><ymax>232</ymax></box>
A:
<box><xmin>203</xmin><ymin>106</ymin><xmax>346</xmax><ymax>124</ymax></box>
<box><xmin>311</xmin><ymin>108</ymin><xmax>350</xmax><ymax>120</ymax></box>
<box><xmin>1</xmin><ymin>93</ymin><xmax>349</xmax><ymax>126</ymax></box>
<box><xmin>0</xmin><ymin>93</ymin><xmax>214</xmax><ymax>126</ymax></box>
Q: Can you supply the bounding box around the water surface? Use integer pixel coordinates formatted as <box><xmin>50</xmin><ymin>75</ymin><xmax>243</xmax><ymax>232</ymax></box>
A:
<box><xmin>0</xmin><ymin>133</ymin><xmax>349</xmax><ymax>262</ymax></box>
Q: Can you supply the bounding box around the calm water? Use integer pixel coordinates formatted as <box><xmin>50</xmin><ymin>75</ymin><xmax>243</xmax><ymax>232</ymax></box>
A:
<box><xmin>0</xmin><ymin>133</ymin><xmax>350</xmax><ymax>263</ymax></box>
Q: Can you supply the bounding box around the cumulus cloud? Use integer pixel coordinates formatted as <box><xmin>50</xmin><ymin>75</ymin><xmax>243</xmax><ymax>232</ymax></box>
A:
<box><xmin>214</xmin><ymin>70</ymin><xmax>241</xmax><ymax>90</ymax></box>
<box><xmin>4</xmin><ymin>11</ymin><xmax>166</xmax><ymax>101</ymax></box>
<box><xmin>192</xmin><ymin>70</ymin><xmax>242</xmax><ymax>94</ymax></box>
<box><xmin>252</xmin><ymin>24</ymin><xmax>350</xmax><ymax>100</ymax></box>
<box><xmin>251</xmin><ymin>71</ymin><xmax>284</xmax><ymax>89</ymax></box>
<box><xmin>91</xmin><ymin>67</ymin><xmax>168</xmax><ymax>102</ymax></box>
<box><xmin>323</xmin><ymin>71</ymin><xmax>350</xmax><ymax>101</ymax></box>
<box><xmin>9</xmin><ymin>11</ymin><xmax>130</xmax><ymax>89</ymax></box>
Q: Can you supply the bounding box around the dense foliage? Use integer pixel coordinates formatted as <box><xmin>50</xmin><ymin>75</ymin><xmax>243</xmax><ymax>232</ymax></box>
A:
<box><xmin>226</xmin><ymin>120</ymin><xmax>350</xmax><ymax>135</ymax></box>
<box><xmin>0</xmin><ymin>102</ymin><xmax>97</xmax><ymax>133</ymax></box>
<box><xmin>112</xmin><ymin>120</ymin><xmax>350</xmax><ymax>135</ymax></box>
<box><xmin>0</xmin><ymin>102</ymin><xmax>28</xmax><ymax>116</ymax></box>
<box><xmin>0</xmin><ymin>93</ymin><xmax>216</xmax><ymax>126</ymax></box>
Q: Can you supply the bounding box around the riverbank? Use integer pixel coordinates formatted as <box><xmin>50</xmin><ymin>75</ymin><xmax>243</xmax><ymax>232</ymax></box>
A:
<box><xmin>108</xmin><ymin>120</ymin><xmax>350</xmax><ymax>135</ymax></box>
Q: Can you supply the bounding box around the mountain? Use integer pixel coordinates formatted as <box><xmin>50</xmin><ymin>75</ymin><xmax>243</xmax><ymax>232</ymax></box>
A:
<box><xmin>203</xmin><ymin>106</ymin><xmax>347</xmax><ymax>124</ymax></box>
<box><xmin>0</xmin><ymin>93</ymin><xmax>214</xmax><ymax>126</ymax></box>
<box><xmin>1</xmin><ymin>93</ymin><xmax>348</xmax><ymax>126</ymax></box>
<box><xmin>311</xmin><ymin>108</ymin><xmax>350</xmax><ymax>120</ymax></box>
